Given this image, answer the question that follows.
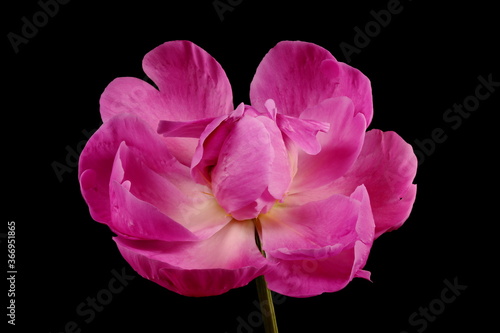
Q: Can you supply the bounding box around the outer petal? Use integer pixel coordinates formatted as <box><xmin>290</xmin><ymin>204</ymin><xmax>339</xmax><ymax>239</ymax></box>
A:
<box><xmin>114</xmin><ymin>220</ymin><xmax>268</xmax><ymax>297</ymax></box>
<box><xmin>250</xmin><ymin>41</ymin><xmax>372</xmax><ymax>125</ymax></box>
<box><xmin>100</xmin><ymin>77</ymin><xmax>198</xmax><ymax>166</ymax></box>
<box><xmin>258</xmin><ymin>189</ymin><xmax>363</xmax><ymax>260</ymax></box>
<box><xmin>78</xmin><ymin>114</ymin><xmax>229</xmax><ymax>241</ymax></box>
<box><xmin>263</xmin><ymin>186</ymin><xmax>375</xmax><ymax>297</ymax></box>
<box><xmin>100</xmin><ymin>40</ymin><xmax>233</xmax><ymax>165</ymax></box>
<box><xmin>289</xmin><ymin>97</ymin><xmax>366</xmax><ymax>193</ymax></box>
<box><xmin>100</xmin><ymin>77</ymin><xmax>167</xmax><ymax>127</ymax></box>
<box><xmin>79</xmin><ymin>114</ymin><xmax>172</xmax><ymax>223</ymax></box>
<box><xmin>330</xmin><ymin>129</ymin><xmax>418</xmax><ymax>238</ymax></box>
<box><xmin>142</xmin><ymin>40</ymin><xmax>233</xmax><ymax>120</ymax></box>
<box><xmin>109</xmin><ymin>142</ymin><xmax>231</xmax><ymax>241</ymax></box>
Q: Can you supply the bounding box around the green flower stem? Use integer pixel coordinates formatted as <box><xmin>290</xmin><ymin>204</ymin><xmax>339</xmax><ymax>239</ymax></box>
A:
<box><xmin>254</xmin><ymin>219</ymin><xmax>279</xmax><ymax>333</ymax></box>
<box><xmin>255</xmin><ymin>275</ymin><xmax>279</xmax><ymax>333</ymax></box>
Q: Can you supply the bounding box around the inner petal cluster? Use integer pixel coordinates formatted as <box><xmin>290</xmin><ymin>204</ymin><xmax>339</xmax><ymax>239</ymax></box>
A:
<box><xmin>158</xmin><ymin>100</ymin><xmax>330</xmax><ymax>221</ymax></box>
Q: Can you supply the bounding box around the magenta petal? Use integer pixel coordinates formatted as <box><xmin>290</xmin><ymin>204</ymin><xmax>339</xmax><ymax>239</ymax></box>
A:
<box><xmin>99</xmin><ymin>76</ymin><xmax>199</xmax><ymax>166</ymax></box>
<box><xmin>79</xmin><ymin>114</ymin><xmax>229</xmax><ymax>240</ymax></box>
<box><xmin>142</xmin><ymin>40</ymin><xmax>233</xmax><ymax>120</ymax></box>
<box><xmin>108</xmin><ymin>142</ymin><xmax>231</xmax><ymax>241</ymax></box>
<box><xmin>250</xmin><ymin>41</ymin><xmax>373</xmax><ymax>125</ymax></box>
<box><xmin>109</xmin><ymin>180</ymin><xmax>198</xmax><ymax>241</ymax></box>
<box><xmin>114</xmin><ymin>220</ymin><xmax>268</xmax><ymax>296</ymax></box>
<box><xmin>211</xmin><ymin>116</ymin><xmax>291</xmax><ymax>220</ymax></box>
<box><xmin>259</xmin><ymin>185</ymin><xmax>373</xmax><ymax>259</ymax></box>
<box><xmin>157</xmin><ymin>117</ymin><xmax>216</xmax><ymax>138</ymax></box>
<box><xmin>79</xmin><ymin>114</ymin><xmax>175</xmax><ymax>223</ymax></box>
<box><xmin>263</xmin><ymin>186</ymin><xmax>375</xmax><ymax>297</ymax></box>
<box><xmin>265</xmin><ymin>242</ymin><xmax>371</xmax><ymax>297</ymax></box>
<box><xmin>290</xmin><ymin>97</ymin><xmax>366</xmax><ymax>193</ymax></box>
<box><xmin>210</xmin><ymin>116</ymin><xmax>273</xmax><ymax>219</ymax></box>
<box><xmin>190</xmin><ymin>113</ymin><xmax>236</xmax><ymax>185</ymax></box>
<box><xmin>334</xmin><ymin>62</ymin><xmax>374</xmax><ymax>126</ymax></box>
<box><xmin>99</xmin><ymin>41</ymin><xmax>233</xmax><ymax>165</ymax></box>
<box><xmin>100</xmin><ymin>77</ymin><xmax>165</xmax><ymax>127</ymax></box>
<box><xmin>250</xmin><ymin>41</ymin><xmax>339</xmax><ymax>117</ymax></box>
<box><xmin>276</xmin><ymin>114</ymin><xmax>330</xmax><ymax>155</ymax></box>
<box><xmin>330</xmin><ymin>129</ymin><xmax>418</xmax><ymax>237</ymax></box>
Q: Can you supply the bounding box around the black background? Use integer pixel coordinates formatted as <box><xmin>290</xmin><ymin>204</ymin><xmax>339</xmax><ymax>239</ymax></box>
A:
<box><xmin>4</xmin><ymin>0</ymin><xmax>499</xmax><ymax>332</ymax></box>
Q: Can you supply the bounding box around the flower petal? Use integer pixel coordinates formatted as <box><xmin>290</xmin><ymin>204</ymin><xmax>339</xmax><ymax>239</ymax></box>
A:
<box><xmin>265</xmin><ymin>242</ymin><xmax>371</xmax><ymax>297</ymax></box>
<box><xmin>108</xmin><ymin>142</ymin><xmax>231</xmax><ymax>241</ymax></box>
<box><xmin>99</xmin><ymin>76</ymin><xmax>199</xmax><ymax>166</ymax></box>
<box><xmin>79</xmin><ymin>114</ymin><xmax>229</xmax><ymax>241</ymax></box>
<box><xmin>259</xmin><ymin>185</ymin><xmax>372</xmax><ymax>259</ymax></box>
<box><xmin>79</xmin><ymin>114</ymin><xmax>175</xmax><ymax>223</ymax></box>
<box><xmin>276</xmin><ymin>114</ymin><xmax>330</xmax><ymax>155</ymax></box>
<box><xmin>99</xmin><ymin>40</ymin><xmax>233</xmax><ymax>165</ymax></box>
<box><xmin>335</xmin><ymin>62</ymin><xmax>373</xmax><ymax>126</ymax></box>
<box><xmin>330</xmin><ymin>129</ymin><xmax>418</xmax><ymax>237</ymax></box>
<box><xmin>289</xmin><ymin>97</ymin><xmax>366</xmax><ymax>193</ymax></box>
<box><xmin>114</xmin><ymin>220</ymin><xmax>268</xmax><ymax>297</ymax></box>
<box><xmin>263</xmin><ymin>186</ymin><xmax>375</xmax><ymax>297</ymax></box>
<box><xmin>211</xmin><ymin>116</ymin><xmax>291</xmax><ymax>220</ymax></box>
<box><xmin>142</xmin><ymin>40</ymin><xmax>233</xmax><ymax>120</ymax></box>
<box><xmin>100</xmin><ymin>77</ymin><xmax>166</xmax><ymax>127</ymax></box>
<box><xmin>157</xmin><ymin>117</ymin><xmax>216</xmax><ymax>138</ymax></box>
<box><xmin>250</xmin><ymin>41</ymin><xmax>372</xmax><ymax>125</ymax></box>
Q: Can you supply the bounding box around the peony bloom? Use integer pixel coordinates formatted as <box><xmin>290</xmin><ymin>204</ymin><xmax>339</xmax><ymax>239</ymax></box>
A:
<box><xmin>79</xmin><ymin>40</ymin><xmax>417</xmax><ymax>297</ymax></box>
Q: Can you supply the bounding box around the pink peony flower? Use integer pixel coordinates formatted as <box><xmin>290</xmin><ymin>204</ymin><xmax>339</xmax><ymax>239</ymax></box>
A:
<box><xmin>79</xmin><ymin>40</ymin><xmax>417</xmax><ymax>297</ymax></box>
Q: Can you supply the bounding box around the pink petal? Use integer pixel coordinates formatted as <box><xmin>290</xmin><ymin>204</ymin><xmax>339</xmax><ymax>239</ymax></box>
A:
<box><xmin>99</xmin><ymin>76</ymin><xmax>199</xmax><ymax>166</ymax></box>
<box><xmin>262</xmin><ymin>186</ymin><xmax>375</xmax><ymax>297</ymax></box>
<box><xmin>157</xmin><ymin>117</ymin><xmax>216</xmax><ymax>138</ymax></box>
<box><xmin>335</xmin><ymin>62</ymin><xmax>373</xmax><ymax>126</ymax></box>
<box><xmin>108</xmin><ymin>142</ymin><xmax>231</xmax><ymax>241</ymax></box>
<box><xmin>190</xmin><ymin>103</ymin><xmax>246</xmax><ymax>185</ymax></box>
<box><xmin>276</xmin><ymin>113</ymin><xmax>330</xmax><ymax>155</ymax></box>
<box><xmin>250</xmin><ymin>41</ymin><xmax>373</xmax><ymax>125</ymax></box>
<box><xmin>99</xmin><ymin>40</ymin><xmax>233</xmax><ymax>165</ymax></box>
<box><xmin>100</xmin><ymin>77</ymin><xmax>166</xmax><ymax>127</ymax></box>
<box><xmin>330</xmin><ymin>129</ymin><xmax>418</xmax><ymax>238</ymax></box>
<box><xmin>289</xmin><ymin>97</ymin><xmax>366</xmax><ymax>193</ymax></box>
<box><xmin>79</xmin><ymin>114</ymin><xmax>229</xmax><ymax>240</ymax></box>
<box><xmin>265</xmin><ymin>242</ymin><xmax>371</xmax><ymax>297</ymax></box>
<box><xmin>79</xmin><ymin>114</ymin><xmax>174</xmax><ymax>223</ymax></box>
<box><xmin>142</xmin><ymin>40</ymin><xmax>233</xmax><ymax>120</ymax></box>
<box><xmin>259</xmin><ymin>185</ymin><xmax>372</xmax><ymax>259</ymax></box>
<box><xmin>211</xmin><ymin>116</ymin><xmax>291</xmax><ymax>220</ymax></box>
<box><xmin>114</xmin><ymin>220</ymin><xmax>268</xmax><ymax>297</ymax></box>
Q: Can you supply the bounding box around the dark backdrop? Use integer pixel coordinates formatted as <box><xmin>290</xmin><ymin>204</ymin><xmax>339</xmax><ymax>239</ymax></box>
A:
<box><xmin>4</xmin><ymin>0</ymin><xmax>498</xmax><ymax>332</ymax></box>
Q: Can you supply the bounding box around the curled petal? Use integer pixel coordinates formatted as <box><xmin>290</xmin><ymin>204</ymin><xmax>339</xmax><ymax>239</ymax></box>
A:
<box><xmin>190</xmin><ymin>104</ymin><xmax>246</xmax><ymax>185</ymax></box>
<box><xmin>99</xmin><ymin>40</ymin><xmax>233</xmax><ymax>165</ymax></box>
<box><xmin>329</xmin><ymin>129</ymin><xmax>418</xmax><ymax>238</ymax></box>
<box><xmin>276</xmin><ymin>114</ymin><xmax>330</xmax><ymax>155</ymax></box>
<box><xmin>263</xmin><ymin>186</ymin><xmax>375</xmax><ymax>297</ymax></box>
<box><xmin>157</xmin><ymin>117</ymin><xmax>216</xmax><ymax>138</ymax></box>
<box><xmin>212</xmin><ymin>116</ymin><xmax>291</xmax><ymax>220</ymax></box>
<box><xmin>265</xmin><ymin>242</ymin><xmax>372</xmax><ymax>298</ymax></box>
<box><xmin>79</xmin><ymin>114</ymin><xmax>177</xmax><ymax>223</ymax></box>
<box><xmin>79</xmin><ymin>114</ymin><xmax>230</xmax><ymax>241</ymax></box>
<box><xmin>100</xmin><ymin>77</ymin><xmax>166</xmax><ymax>127</ymax></box>
<box><xmin>289</xmin><ymin>97</ymin><xmax>366</xmax><ymax>193</ymax></box>
<box><xmin>142</xmin><ymin>40</ymin><xmax>233</xmax><ymax>120</ymax></box>
<box><xmin>250</xmin><ymin>41</ymin><xmax>372</xmax><ymax>125</ymax></box>
<box><xmin>259</xmin><ymin>185</ymin><xmax>373</xmax><ymax>258</ymax></box>
<box><xmin>109</xmin><ymin>142</ymin><xmax>231</xmax><ymax>241</ymax></box>
<box><xmin>114</xmin><ymin>220</ymin><xmax>268</xmax><ymax>297</ymax></box>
